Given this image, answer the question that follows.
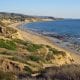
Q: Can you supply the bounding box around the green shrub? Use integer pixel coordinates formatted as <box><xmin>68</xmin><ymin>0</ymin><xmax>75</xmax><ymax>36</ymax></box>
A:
<box><xmin>0</xmin><ymin>39</ymin><xmax>16</xmax><ymax>50</ymax></box>
<box><xmin>29</xmin><ymin>55</ymin><xmax>42</xmax><ymax>62</ymax></box>
<box><xmin>13</xmin><ymin>39</ymin><xmax>27</xmax><ymax>45</ymax></box>
<box><xmin>13</xmin><ymin>39</ymin><xmax>43</xmax><ymax>52</ymax></box>
<box><xmin>26</xmin><ymin>44</ymin><xmax>42</xmax><ymax>52</ymax></box>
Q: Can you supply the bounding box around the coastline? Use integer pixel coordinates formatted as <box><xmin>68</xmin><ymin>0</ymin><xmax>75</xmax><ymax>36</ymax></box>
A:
<box><xmin>10</xmin><ymin>22</ymin><xmax>80</xmax><ymax>64</ymax></box>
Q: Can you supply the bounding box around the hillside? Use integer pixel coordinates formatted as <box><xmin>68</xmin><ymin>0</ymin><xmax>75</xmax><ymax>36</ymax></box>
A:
<box><xmin>0</xmin><ymin>13</ymin><xmax>79</xmax><ymax>80</ymax></box>
<box><xmin>0</xmin><ymin>12</ymin><xmax>60</xmax><ymax>23</ymax></box>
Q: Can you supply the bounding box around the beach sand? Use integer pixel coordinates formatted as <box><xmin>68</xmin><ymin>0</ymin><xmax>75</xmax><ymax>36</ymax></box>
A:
<box><xmin>9</xmin><ymin>22</ymin><xmax>80</xmax><ymax>64</ymax></box>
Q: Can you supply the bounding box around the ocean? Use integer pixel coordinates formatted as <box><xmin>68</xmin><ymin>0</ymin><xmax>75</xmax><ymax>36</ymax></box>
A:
<box><xmin>22</xmin><ymin>19</ymin><xmax>80</xmax><ymax>44</ymax></box>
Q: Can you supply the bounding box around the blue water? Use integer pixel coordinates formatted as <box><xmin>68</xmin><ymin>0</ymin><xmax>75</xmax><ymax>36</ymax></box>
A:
<box><xmin>23</xmin><ymin>19</ymin><xmax>80</xmax><ymax>43</ymax></box>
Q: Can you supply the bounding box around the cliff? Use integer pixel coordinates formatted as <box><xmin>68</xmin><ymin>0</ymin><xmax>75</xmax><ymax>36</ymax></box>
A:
<box><xmin>0</xmin><ymin>13</ymin><xmax>77</xmax><ymax>80</ymax></box>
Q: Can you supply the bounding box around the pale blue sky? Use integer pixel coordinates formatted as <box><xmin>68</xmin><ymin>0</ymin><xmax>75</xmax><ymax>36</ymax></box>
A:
<box><xmin>0</xmin><ymin>0</ymin><xmax>80</xmax><ymax>18</ymax></box>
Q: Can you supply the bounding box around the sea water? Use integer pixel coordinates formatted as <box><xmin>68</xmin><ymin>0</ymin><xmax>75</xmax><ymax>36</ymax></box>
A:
<box><xmin>23</xmin><ymin>19</ymin><xmax>80</xmax><ymax>44</ymax></box>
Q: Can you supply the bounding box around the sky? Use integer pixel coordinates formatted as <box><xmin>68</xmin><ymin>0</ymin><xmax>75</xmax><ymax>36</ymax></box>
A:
<box><xmin>0</xmin><ymin>0</ymin><xmax>80</xmax><ymax>18</ymax></box>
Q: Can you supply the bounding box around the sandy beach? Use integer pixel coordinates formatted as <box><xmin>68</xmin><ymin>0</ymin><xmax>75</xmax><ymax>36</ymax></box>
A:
<box><xmin>9</xmin><ymin>22</ymin><xmax>80</xmax><ymax>64</ymax></box>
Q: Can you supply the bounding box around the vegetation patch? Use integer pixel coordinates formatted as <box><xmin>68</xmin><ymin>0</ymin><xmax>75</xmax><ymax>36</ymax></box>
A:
<box><xmin>13</xmin><ymin>39</ymin><xmax>43</xmax><ymax>52</ymax></box>
<box><xmin>28</xmin><ymin>55</ymin><xmax>42</xmax><ymax>62</ymax></box>
<box><xmin>26</xmin><ymin>44</ymin><xmax>42</xmax><ymax>52</ymax></box>
<box><xmin>0</xmin><ymin>39</ymin><xmax>16</xmax><ymax>50</ymax></box>
<box><xmin>46</xmin><ymin>45</ymin><xmax>66</xmax><ymax>56</ymax></box>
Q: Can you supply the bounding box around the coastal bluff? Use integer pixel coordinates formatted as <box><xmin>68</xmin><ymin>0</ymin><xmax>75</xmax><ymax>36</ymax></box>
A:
<box><xmin>0</xmin><ymin>12</ymin><xmax>79</xmax><ymax>80</ymax></box>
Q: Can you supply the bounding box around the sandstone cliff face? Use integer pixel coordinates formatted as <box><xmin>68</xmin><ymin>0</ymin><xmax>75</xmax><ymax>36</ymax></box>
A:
<box><xmin>0</xmin><ymin>23</ymin><xmax>23</xmax><ymax>40</ymax></box>
<box><xmin>0</xmin><ymin>58</ymin><xmax>24</xmax><ymax>72</ymax></box>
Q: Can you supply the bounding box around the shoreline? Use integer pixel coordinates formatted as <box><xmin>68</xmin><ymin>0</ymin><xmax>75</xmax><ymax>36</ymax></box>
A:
<box><xmin>18</xmin><ymin>22</ymin><xmax>80</xmax><ymax>53</ymax></box>
<box><xmin>10</xmin><ymin>22</ymin><xmax>80</xmax><ymax>64</ymax></box>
